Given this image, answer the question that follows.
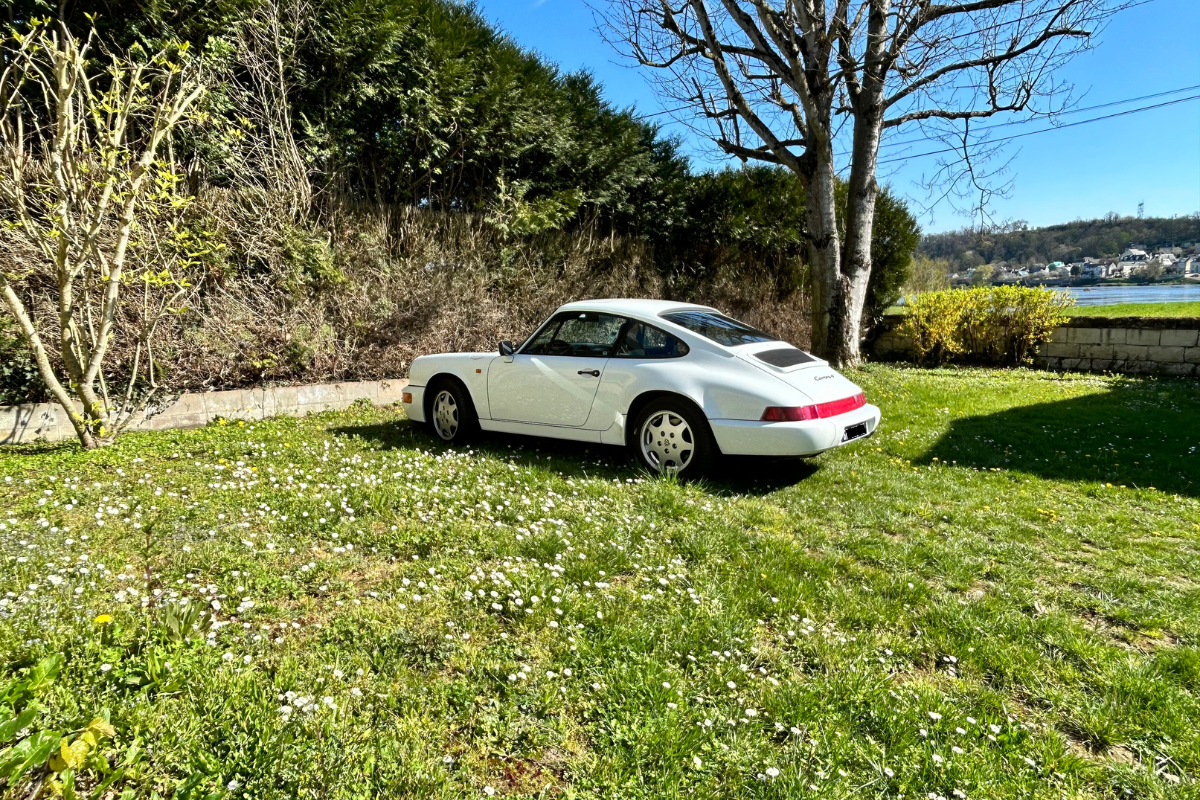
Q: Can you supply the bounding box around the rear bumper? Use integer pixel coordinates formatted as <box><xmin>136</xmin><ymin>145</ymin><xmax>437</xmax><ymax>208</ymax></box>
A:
<box><xmin>709</xmin><ymin>403</ymin><xmax>880</xmax><ymax>457</ymax></box>
<box><xmin>401</xmin><ymin>385</ymin><xmax>425</xmax><ymax>423</ymax></box>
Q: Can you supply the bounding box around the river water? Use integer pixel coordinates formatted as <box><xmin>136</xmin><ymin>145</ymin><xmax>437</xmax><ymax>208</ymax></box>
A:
<box><xmin>1055</xmin><ymin>283</ymin><xmax>1200</xmax><ymax>306</ymax></box>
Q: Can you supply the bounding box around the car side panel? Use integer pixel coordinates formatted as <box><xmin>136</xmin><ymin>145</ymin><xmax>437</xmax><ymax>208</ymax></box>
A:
<box><xmin>487</xmin><ymin>354</ymin><xmax>608</xmax><ymax>425</ymax></box>
<box><xmin>479</xmin><ymin>418</ymin><xmax>604</xmax><ymax>443</ymax></box>
<box><xmin>587</xmin><ymin>348</ymin><xmax>814</xmax><ymax>432</ymax></box>
<box><xmin>404</xmin><ymin>353</ymin><xmax>495</xmax><ymax>420</ymax></box>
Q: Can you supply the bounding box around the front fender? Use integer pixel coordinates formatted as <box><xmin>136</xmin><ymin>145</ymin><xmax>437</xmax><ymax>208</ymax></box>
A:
<box><xmin>407</xmin><ymin>353</ymin><xmax>495</xmax><ymax>418</ymax></box>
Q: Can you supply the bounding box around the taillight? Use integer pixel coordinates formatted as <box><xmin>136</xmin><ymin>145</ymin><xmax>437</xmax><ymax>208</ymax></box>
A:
<box><xmin>761</xmin><ymin>392</ymin><xmax>865</xmax><ymax>421</ymax></box>
<box><xmin>816</xmin><ymin>392</ymin><xmax>866</xmax><ymax>418</ymax></box>
<box><xmin>760</xmin><ymin>405</ymin><xmax>819</xmax><ymax>422</ymax></box>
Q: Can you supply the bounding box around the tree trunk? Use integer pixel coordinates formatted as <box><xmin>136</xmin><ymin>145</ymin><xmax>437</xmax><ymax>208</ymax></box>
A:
<box><xmin>806</xmin><ymin>109</ymin><xmax>884</xmax><ymax>367</ymax></box>
<box><xmin>0</xmin><ymin>280</ymin><xmax>98</xmax><ymax>448</ymax></box>
<box><xmin>837</xmin><ymin>106</ymin><xmax>885</xmax><ymax>366</ymax></box>
<box><xmin>804</xmin><ymin>152</ymin><xmax>851</xmax><ymax>366</ymax></box>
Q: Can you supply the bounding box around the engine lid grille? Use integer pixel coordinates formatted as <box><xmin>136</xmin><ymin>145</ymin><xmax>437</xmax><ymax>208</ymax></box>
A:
<box><xmin>755</xmin><ymin>347</ymin><xmax>816</xmax><ymax>368</ymax></box>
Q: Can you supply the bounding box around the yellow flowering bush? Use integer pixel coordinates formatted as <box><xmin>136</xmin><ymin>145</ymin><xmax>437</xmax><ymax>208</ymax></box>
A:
<box><xmin>899</xmin><ymin>287</ymin><xmax>1072</xmax><ymax>365</ymax></box>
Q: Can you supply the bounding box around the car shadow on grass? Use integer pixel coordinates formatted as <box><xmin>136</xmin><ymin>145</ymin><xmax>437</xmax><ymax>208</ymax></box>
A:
<box><xmin>703</xmin><ymin>456</ymin><xmax>821</xmax><ymax>495</ymax></box>
<box><xmin>916</xmin><ymin>380</ymin><xmax>1200</xmax><ymax>497</ymax></box>
<box><xmin>331</xmin><ymin>420</ymin><xmax>820</xmax><ymax>495</ymax></box>
<box><xmin>330</xmin><ymin>419</ymin><xmax>636</xmax><ymax>481</ymax></box>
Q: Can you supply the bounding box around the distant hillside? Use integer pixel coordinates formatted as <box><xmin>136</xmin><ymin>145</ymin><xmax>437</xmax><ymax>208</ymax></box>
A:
<box><xmin>920</xmin><ymin>215</ymin><xmax>1200</xmax><ymax>270</ymax></box>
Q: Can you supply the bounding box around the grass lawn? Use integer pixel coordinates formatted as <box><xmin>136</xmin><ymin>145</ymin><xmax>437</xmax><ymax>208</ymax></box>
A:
<box><xmin>1062</xmin><ymin>302</ymin><xmax>1200</xmax><ymax>318</ymax></box>
<box><xmin>1</xmin><ymin>365</ymin><xmax>1198</xmax><ymax>799</ymax></box>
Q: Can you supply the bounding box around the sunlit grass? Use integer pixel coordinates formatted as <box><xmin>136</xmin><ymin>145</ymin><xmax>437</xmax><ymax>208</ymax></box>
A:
<box><xmin>1</xmin><ymin>365</ymin><xmax>1197</xmax><ymax>798</ymax></box>
<box><xmin>1061</xmin><ymin>302</ymin><xmax>1200</xmax><ymax>317</ymax></box>
<box><xmin>888</xmin><ymin>300</ymin><xmax>1200</xmax><ymax>317</ymax></box>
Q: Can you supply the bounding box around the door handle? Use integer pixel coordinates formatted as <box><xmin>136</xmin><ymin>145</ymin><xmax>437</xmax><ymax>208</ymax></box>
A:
<box><xmin>577</xmin><ymin>369</ymin><xmax>600</xmax><ymax>377</ymax></box>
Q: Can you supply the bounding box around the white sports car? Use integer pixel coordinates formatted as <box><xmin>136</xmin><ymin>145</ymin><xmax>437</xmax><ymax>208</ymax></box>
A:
<box><xmin>402</xmin><ymin>299</ymin><xmax>880</xmax><ymax>476</ymax></box>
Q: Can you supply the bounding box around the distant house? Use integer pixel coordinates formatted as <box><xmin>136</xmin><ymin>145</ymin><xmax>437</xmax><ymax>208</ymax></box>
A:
<box><xmin>1116</xmin><ymin>247</ymin><xmax>1149</xmax><ymax>276</ymax></box>
<box><xmin>1159</xmin><ymin>254</ymin><xmax>1183</xmax><ymax>274</ymax></box>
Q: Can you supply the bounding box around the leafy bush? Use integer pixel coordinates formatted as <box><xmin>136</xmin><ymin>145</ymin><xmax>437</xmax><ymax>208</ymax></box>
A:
<box><xmin>899</xmin><ymin>287</ymin><xmax>1072</xmax><ymax>365</ymax></box>
<box><xmin>487</xmin><ymin>179</ymin><xmax>584</xmax><ymax>238</ymax></box>
<box><xmin>0</xmin><ymin>316</ymin><xmax>45</xmax><ymax>405</ymax></box>
<box><xmin>280</xmin><ymin>225</ymin><xmax>344</xmax><ymax>290</ymax></box>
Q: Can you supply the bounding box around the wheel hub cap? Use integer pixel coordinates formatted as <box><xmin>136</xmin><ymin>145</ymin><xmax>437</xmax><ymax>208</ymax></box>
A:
<box><xmin>640</xmin><ymin>411</ymin><xmax>694</xmax><ymax>473</ymax></box>
<box><xmin>433</xmin><ymin>390</ymin><xmax>459</xmax><ymax>440</ymax></box>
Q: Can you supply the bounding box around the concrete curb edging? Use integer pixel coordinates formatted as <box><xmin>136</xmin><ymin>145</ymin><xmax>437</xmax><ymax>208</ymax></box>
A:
<box><xmin>1</xmin><ymin>379</ymin><xmax>410</xmax><ymax>446</ymax></box>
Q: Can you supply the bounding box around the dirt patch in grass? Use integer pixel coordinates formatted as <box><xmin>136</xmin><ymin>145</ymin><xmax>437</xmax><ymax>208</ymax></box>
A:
<box><xmin>1066</xmin><ymin>735</ymin><xmax>1139</xmax><ymax>767</ymax></box>
<box><xmin>1074</xmin><ymin>607</ymin><xmax>1178</xmax><ymax>652</ymax></box>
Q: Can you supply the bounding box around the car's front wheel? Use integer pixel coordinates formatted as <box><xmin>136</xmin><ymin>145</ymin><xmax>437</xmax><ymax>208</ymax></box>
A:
<box><xmin>428</xmin><ymin>380</ymin><xmax>479</xmax><ymax>444</ymax></box>
<box><xmin>631</xmin><ymin>398</ymin><xmax>714</xmax><ymax>477</ymax></box>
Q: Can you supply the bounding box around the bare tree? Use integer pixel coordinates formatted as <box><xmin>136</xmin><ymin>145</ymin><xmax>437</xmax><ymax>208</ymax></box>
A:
<box><xmin>0</xmin><ymin>23</ymin><xmax>205</xmax><ymax>447</ymax></box>
<box><xmin>227</xmin><ymin>0</ymin><xmax>313</xmax><ymax>215</ymax></box>
<box><xmin>599</xmin><ymin>0</ymin><xmax>1120</xmax><ymax>364</ymax></box>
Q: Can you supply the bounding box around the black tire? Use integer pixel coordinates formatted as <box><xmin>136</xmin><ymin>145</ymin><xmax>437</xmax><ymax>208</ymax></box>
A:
<box><xmin>426</xmin><ymin>379</ymin><xmax>480</xmax><ymax>444</ymax></box>
<box><xmin>630</xmin><ymin>397</ymin><xmax>715</xmax><ymax>477</ymax></box>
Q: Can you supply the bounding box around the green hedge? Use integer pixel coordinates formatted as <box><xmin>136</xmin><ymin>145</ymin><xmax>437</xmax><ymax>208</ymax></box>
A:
<box><xmin>898</xmin><ymin>287</ymin><xmax>1073</xmax><ymax>365</ymax></box>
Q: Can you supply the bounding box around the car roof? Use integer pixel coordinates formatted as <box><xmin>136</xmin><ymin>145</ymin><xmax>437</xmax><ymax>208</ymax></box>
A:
<box><xmin>556</xmin><ymin>298</ymin><xmax>718</xmax><ymax>318</ymax></box>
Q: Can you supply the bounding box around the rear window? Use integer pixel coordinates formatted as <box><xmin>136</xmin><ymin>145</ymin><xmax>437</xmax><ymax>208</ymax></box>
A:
<box><xmin>660</xmin><ymin>311</ymin><xmax>777</xmax><ymax>347</ymax></box>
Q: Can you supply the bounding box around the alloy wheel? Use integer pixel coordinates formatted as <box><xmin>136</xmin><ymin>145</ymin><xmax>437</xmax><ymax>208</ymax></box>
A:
<box><xmin>640</xmin><ymin>411</ymin><xmax>694</xmax><ymax>473</ymax></box>
<box><xmin>433</xmin><ymin>390</ymin><xmax>459</xmax><ymax>440</ymax></box>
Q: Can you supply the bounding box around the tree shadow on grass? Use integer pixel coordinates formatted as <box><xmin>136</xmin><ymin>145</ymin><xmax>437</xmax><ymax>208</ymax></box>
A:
<box><xmin>330</xmin><ymin>418</ymin><xmax>426</xmax><ymax>452</ymax></box>
<box><xmin>917</xmin><ymin>380</ymin><xmax>1200</xmax><ymax>497</ymax></box>
<box><xmin>330</xmin><ymin>419</ymin><xmax>820</xmax><ymax>495</ymax></box>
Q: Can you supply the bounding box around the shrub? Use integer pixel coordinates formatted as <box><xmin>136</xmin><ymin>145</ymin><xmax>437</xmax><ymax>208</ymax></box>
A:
<box><xmin>0</xmin><ymin>316</ymin><xmax>45</xmax><ymax>405</ymax></box>
<box><xmin>899</xmin><ymin>287</ymin><xmax>1072</xmax><ymax>365</ymax></box>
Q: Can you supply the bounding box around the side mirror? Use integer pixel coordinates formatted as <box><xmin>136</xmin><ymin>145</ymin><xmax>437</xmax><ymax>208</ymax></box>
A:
<box><xmin>499</xmin><ymin>340</ymin><xmax>515</xmax><ymax>357</ymax></box>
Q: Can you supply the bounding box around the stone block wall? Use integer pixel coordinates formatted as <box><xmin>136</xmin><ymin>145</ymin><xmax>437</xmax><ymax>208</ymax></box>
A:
<box><xmin>1036</xmin><ymin>317</ymin><xmax>1199</xmax><ymax>376</ymax></box>
<box><xmin>1</xmin><ymin>379</ymin><xmax>409</xmax><ymax>446</ymax></box>
<box><xmin>871</xmin><ymin>320</ymin><xmax>915</xmax><ymax>361</ymax></box>
<box><xmin>870</xmin><ymin>314</ymin><xmax>1200</xmax><ymax>377</ymax></box>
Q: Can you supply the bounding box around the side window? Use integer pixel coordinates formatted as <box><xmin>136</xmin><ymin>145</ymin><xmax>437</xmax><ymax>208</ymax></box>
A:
<box><xmin>543</xmin><ymin>312</ymin><xmax>625</xmax><ymax>357</ymax></box>
<box><xmin>522</xmin><ymin>318</ymin><xmax>565</xmax><ymax>355</ymax></box>
<box><xmin>613</xmin><ymin>322</ymin><xmax>690</xmax><ymax>359</ymax></box>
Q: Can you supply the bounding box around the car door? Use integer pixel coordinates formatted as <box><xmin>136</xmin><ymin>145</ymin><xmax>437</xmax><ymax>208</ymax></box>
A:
<box><xmin>487</xmin><ymin>311</ymin><xmax>625</xmax><ymax>426</ymax></box>
<box><xmin>586</xmin><ymin>320</ymin><xmax>693</xmax><ymax>429</ymax></box>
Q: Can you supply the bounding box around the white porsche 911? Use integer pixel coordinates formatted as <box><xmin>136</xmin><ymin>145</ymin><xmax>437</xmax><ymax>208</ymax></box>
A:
<box><xmin>401</xmin><ymin>299</ymin><xmax>880</xmax><ymax>476</ymax></box>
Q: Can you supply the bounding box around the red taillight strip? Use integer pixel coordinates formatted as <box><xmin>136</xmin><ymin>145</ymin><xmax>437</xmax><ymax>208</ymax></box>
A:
<box><xmin>814</xmin><ymin>392</ymin><xmax>865</xmax><ymax>418</ymax></box>
<box><xmin>760</xmin><ymin>392</ymin><xmax>865</xmax><ymax>422</ymax></box>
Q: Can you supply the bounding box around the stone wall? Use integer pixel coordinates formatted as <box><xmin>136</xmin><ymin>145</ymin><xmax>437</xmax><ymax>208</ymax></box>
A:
<box><xmin>1037</xmin><ymin>317</ymin><xmax>1199</xmax><ymax>376</ymax></box>
<box><xmin>871</xmin><ymin>317</ymin><xmax>916</xmax><ymax>361</ymax></box>
<box><xmin>871</xmin><ymin>314</ymin><xmax>1200</xmax><ymax>377</ymax></box>
<box><xmin>1</xmin><ymin>379</ymin><xmax>409</xmax><ymax>446</ymax></box>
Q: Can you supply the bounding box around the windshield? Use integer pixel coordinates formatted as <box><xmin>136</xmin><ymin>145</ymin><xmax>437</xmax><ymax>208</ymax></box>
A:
<box><xmin>660</xmin><ymin>311</ymin><xmax>777</xmax><ymax>347</ymax></box>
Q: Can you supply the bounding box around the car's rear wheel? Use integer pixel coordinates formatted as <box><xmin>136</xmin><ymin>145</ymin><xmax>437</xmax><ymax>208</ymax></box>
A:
<box><xmin>632</xmin><ymin>398</ymin><xmax>714</xmax><ymax>477</ymax></box>
<box><xmin>428</xmin><ymin>379</ymin><xmax>479</xmax><ymax>444</ymax></box>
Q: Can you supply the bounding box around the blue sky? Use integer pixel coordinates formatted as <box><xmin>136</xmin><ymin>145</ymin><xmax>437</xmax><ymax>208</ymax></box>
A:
<box><xmin>477</xmin><ymin>0</ymin><xmax>1200</xmax><ymax>233</ymax></box>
